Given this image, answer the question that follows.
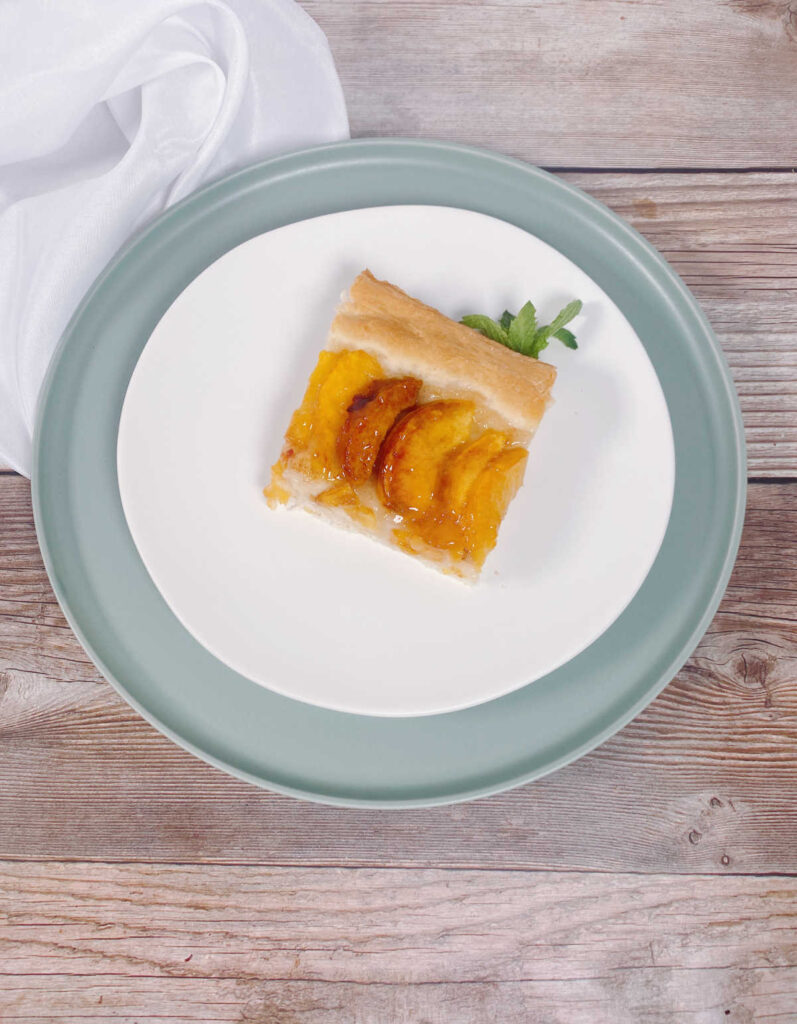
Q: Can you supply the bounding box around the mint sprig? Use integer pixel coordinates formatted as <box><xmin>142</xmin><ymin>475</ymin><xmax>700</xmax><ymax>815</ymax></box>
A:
<box><xmin>499</xmin><ymin>310</ymin><xmax>515</xmax><ymax>332</ymax></box>
<box><xmin>458</xmin><ymin>314</ymin><xmax>509</xmax><ymax>345</ymax></box>
<box><xmin>462</xmin><ymin>298</ymin><xmax>582</xmax><ymax>358</ymax></box>
<box><xmin>508</xmin><ymin>301</ymin><xmax>537</xmax><ymax>353</ymax></box>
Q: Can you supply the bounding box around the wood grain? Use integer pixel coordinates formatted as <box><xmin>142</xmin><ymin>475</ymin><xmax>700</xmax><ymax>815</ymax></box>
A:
<box><xmin>1</xmin><ymin>473</ymin><xmax>795</xmax><ymax>872</ymax></box>
<box><xmin>0</xmin><ymin>862</ymin><xmax>795</xmax><ymax>1023</ymax></box>
<box><xmin>4</xmin><ymin>977</ymin><xmax>796</xmax><ymax>1024</ymax></box>
<box><xmin>561</xmin><ymin>170</ymin><xmax>797</xmax><ymax>476</ymax></box>
<box><xmin>3</xmin><ymin>170</ymin><xmax>794</xmax><ymax>475</ymax></box>
<box><xmin>304</xmin><ymin>0</ymin><xmax>797</xmax><ymax>169</ymax></box>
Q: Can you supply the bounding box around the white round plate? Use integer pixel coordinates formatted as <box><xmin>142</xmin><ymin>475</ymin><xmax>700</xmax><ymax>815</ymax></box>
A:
<box><xmin>117</xmin><ymin>205</ymin><xmax>675</xmax><ymax>717</ymax></box>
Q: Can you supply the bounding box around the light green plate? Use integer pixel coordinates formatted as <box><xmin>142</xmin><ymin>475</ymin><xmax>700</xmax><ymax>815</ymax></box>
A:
<box><xmin>33</xmin><ymin>140</ymin><xmax>746</xmax><ymax>807</ymax></box>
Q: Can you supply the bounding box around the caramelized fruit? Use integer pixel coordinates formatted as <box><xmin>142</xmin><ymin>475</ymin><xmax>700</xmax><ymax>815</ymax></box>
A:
<box><xmin>272</xmin><ymin>347</ymin><xmax>530</xmax><ymax>572</ymax></box>
<box><xmin>338</xmin><ymin>376</ymin><xmax>422</xmax><ymax>484</ymax></box>
<box><xmin>462</xmin><ymin>446</ymin><xmax>528</xmax><ymax>565</ymax></box>
<box><xmin>378</xmin><ymin>400</ymin><xmax>475</xmax><ymax>516</ymax></box>
<box><xmin>437</xmin><ymin>430</ymin><xmax>509</xmax><ymax>511</ymax></box>
<box><xmin>404</xmin><ymin>430</ymin><xmax>513</xmax><ymax>556</ymax></box>
<box><xmin>284</xmin><ymin>350</ymin><xmax>338</xmax><ymax>452</ymax></box>
<box><xmin>263</xmin><ymin>465</ymin><xmax>291</xmax><ymax>506</ymax></box>
<box><xmin>314</xmin><ymin>481</ymin><xmax>375</xmax><ymax>527</ymax></box>
<box><xmin>285</xmin><ymin>349</ymin><xmax>383</xmax><ymax>478</ymax></box>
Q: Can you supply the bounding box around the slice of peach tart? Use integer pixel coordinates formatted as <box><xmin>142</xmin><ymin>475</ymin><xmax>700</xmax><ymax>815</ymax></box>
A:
<box><xmin>265</xmin><ymin>270</ymin><xmax>580</xmax><ymax>581</ymax></box>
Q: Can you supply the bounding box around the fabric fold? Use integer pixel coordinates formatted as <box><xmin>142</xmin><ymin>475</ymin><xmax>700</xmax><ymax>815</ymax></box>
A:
<box><xmin>0</xmin><ymin>0</ymin><xmax>348</xmax><ymax>474</ymax></box>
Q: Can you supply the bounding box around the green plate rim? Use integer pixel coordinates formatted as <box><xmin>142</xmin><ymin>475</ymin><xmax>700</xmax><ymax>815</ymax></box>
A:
<box><xmin>32</xmin><ymin>139</ymin><xmax>747</xmax><ymax>808</ymax></box>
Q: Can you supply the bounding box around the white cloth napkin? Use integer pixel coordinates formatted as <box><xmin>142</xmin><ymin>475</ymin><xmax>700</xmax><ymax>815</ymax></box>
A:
<box><xmin>0</xmin><ymin>0</ymin><xmax>348</xmax><ymax>475</ymax></box>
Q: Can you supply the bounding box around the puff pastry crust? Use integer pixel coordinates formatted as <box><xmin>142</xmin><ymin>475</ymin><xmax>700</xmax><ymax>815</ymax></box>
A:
<box><xmin>330</xmin><ymin>271</ymin><xmax>556</xmax><ymax>436</ymax></box>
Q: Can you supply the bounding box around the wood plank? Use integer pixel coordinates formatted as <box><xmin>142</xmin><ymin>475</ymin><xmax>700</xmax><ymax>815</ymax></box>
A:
<box><xmin>0</xmin><ymin>863</ymin><xmax>795</xmax><ymax>1022</ymax></box>
<box><xmin>3</xmin><ymin>171</ymin><xmax>794</xmax><ymax>476</ymax></box>
<box><xmin>1</xmin><ymin>473</ymin><xmax>796</xmax><ymax>871</ymax></box>
<box><xmin>561</xmin><ymin>171</ymin><xmax>797</xmax><ymax>476</ymax></box>
<box><xmin>2</xmin><ymin>975</ymin><xmax>796</xmax><ymax>1024</ymax></box>
<box><xmin>304</xmin><ymin>0</ymin><xmax>797</xmax><ymax>169</ymax></box>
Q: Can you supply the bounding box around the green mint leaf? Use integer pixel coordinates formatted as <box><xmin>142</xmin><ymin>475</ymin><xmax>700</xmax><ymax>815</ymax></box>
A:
<box><xmin>553</xmin><ymin>327</ymin><xmax>578</xmax><ymax>349</ymax></box>
<box><xmin>508</xmin><ymin>300</ymin><xmax>538</xmax><ymax>354</ymax></box>
<box><xmin>529</xmin><ymin>330</ymin><xmax>551</xmax><ymax>359</ymax></box>
<box><xmin>529</xmin><ymin>299</ymin><xmax>583</xmax><ymax>356</ymax></box>
<box><xmin>548</xmin><ymin>299</ymin><xmax>582</xmax><ymax>335</ymax></box>
<box><xmin>460</xmin><ymin>314</ymin><xmax>509</xmax><ymax>345</ymax></box>
<box><xmin>463</xmin><ymin>297</ymin><xmax>582</xmax><ymax>359</ymax></box>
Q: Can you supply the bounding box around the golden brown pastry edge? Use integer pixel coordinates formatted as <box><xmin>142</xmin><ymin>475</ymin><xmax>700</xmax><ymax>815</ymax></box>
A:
<box><xmin>328</xmin><ymin>270</ymin><xmax>557</xmax><ymax>435</ymax></box>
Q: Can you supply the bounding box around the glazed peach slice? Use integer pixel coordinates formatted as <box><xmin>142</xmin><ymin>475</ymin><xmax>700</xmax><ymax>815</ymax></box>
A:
<box><xmin>437</xmin><ymin>429</ymin><xmax>511</xmax><ymax>511</ymax></box>
<box><xmin>410</xmin><ymin>429</ymin><xmax>514</xmax><ymax>554</ymax></box>
<box><xmin>378</xmin><ymin>399</ymin><xmax>475</xmax><ymax>516</ymax></box>
<box><xmin>282</xmin><ymin>350</ymin><xmax>336</xmax><ymax>455</ymax></box>
<box><xmin>287</xmin><ymin>349</ymin><xmax>383</xmax><ymax>479</ymax></box>
<box><xmin>463</xmin><ymin>446</ymin><xmax>529</xmax><ymax>565</ymax></box>
<box><xmin>338</xmin><ymin>376</ymin><xmax>422</xmax><ymax>484</ymax></box>
<box><xmin>314</xmin><ymin>481</ymin><xmax>376</xmax><ymax>527</ymax></box>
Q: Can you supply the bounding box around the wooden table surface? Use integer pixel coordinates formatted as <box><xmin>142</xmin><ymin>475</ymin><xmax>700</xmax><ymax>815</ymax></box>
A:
<box><xmin>2</xmin><ymin>2</ymin><xmax>797</xmax><ymax>1021</ymax></box>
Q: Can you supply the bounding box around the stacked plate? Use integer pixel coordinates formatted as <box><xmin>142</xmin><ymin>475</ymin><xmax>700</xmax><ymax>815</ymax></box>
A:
<box><xmin>33</xmin><ymin>140</ymin><xmax>745</xmax><ymax>806</ymax></box>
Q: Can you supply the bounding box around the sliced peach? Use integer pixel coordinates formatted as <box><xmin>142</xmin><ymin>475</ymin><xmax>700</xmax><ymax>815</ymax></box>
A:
<box><xmin>463</xmin><ymin>446</ymin><xmax>528</xmax><ymax>565</ymax></box>
<box><xmin>391</xmin><ymin>526</ymin><xmax>428</xmax><ymax>557</ymax></box>
<box><xmin>378</xmin><ymin>400</ymin><xmax>475</xmax><ymax>516</ymax></box>
<box><xmin>263</xmin><ymin>465</ymin><xmax>291</xmax><ymax>507</ymax></box>
<box><xmin>411</xmin><ymin>510</ymin><xmax>468</xmax><ymax>556</ymax></box>
<box><xmin>284</xmin><ymin>349</ymin><xmax>383</xmax><ymax>479</ymax></box>
<box><xmin>437</xmin><ymin>430</ymin><xmax>510</xmax><ymax>511</ymax></box>
<box><xmin>310</xmin><ymin>350</ymin><xmax>383</xmax><ymax>477</ymax></box>
<box><xmin>285</xmin><ymin>349</ymin><xmax>338</xmax><ymax>452</ymax></box>
<box><xmin>314</xmin><ymin>481</ymin><xmax>375</xmax><ymax>527</ymax></box>
<box><xmin>338</xmin><ymin>376</ymin><xmax>422</xmax><ymax>484</ymax></box>
<box><xmin>314</xmin><ymin>481</ymin><xmax>357</xmax><ymax>507</ymax></box>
